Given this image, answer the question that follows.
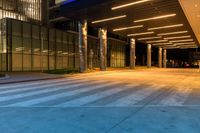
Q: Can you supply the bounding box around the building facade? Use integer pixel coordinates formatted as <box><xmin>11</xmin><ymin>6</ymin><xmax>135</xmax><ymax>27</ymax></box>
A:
<box><xmin>0</xmin><ymin>18</ymin><xmax>127</xmax><ymax>72</ymax></box>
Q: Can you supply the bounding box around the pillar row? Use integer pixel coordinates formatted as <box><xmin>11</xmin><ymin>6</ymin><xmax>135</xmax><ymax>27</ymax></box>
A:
<box><xmin>163</xmin><ymin>49</ymin><xmax>167</xmax><ymax>68</ymax></box>
<box><xmin>158</xmin><ymin>47</ymin><xmax>163</xmax><ymax>68</ymax></box>
<box><xmin>147</xmin><ymin>44</ymin><xmax>151</xmax><ymax>68</ymax></box>
<box><xmin>130</xmin><ymin>38</ymin><xmax>136</xmax><ymax>69</ymax></box>
<box><xmin>78</xmin><ymin>20</ymin><xmax>87</xmax><ymax>73</ymax></box>
<box><xmin>99</xmin><ymin>28</ymin><xmax>107</xmax><ymax>71</ymax></box>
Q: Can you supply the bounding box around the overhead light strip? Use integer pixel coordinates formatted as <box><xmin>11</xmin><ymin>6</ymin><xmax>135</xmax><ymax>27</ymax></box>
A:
<box><xmin>164</xmin><ymin>35</ymin><xmax>191</xmax><ymax>40</ymax></box>
<box><xmin>158</xmin><ymin>31</ymin><xmax>188</xmax><ymax>36</ymax></box>
<box><xmin>134</xmin><ymin>14</ymin><xmax>176</xmax><ymax>23</ymax></box>
<box><xmin>174</xmin><ymin>42</ymin><xmax>195</xmax><ymax>45</ymax></box>
<box><xmin>147</xmin><ymin>40</ymin><xmax>168</xmax><ymax>43</ymax></box>
<box><xmin>148</xmin><ymin>24</ymin><xmax>183</xmax><ymax>31</ymax></box>
<box><xmin>170</xmin><ymin>39</ymin><xmax>194</xmax><ymax>43</ymax></box>
<box><xmin>92</xmin><ymin>15</ymin><xmax>127</xmax><ymax>24</ymax></box>
<box><xmin>152</xmin><ymin>42</ymin><xmax>173</xmax><ymax>46</ymax></box>
<box><xmin>112</xmin><ymin>0</ymin><xmax>151</xmax><ymax>10</ymax></box>
<box><xmin>127</xmin><ymin>31</ymin><xmax>154</xmax><ymax>37</ymax></box>
<box><xmin>179</xmin><ymin>47</ymin><xmax>198</xmax><ymax>49</ymax></box>
<box><xmin>137</xmin><ymin>36</ymin><xmax>162</xmax><ymax>40</ymax></box>
<box><xmin>179</xmin><ymin>45</ymin><xmax>197</xmax><ymax>47</ymax></box>
<box><xmin>113</xmin><ymin>25</ymin><xmax>143</xmax><ymax>32</ymax></box>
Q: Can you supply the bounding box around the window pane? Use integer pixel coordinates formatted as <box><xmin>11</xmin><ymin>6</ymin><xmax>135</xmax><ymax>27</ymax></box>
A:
<box><xmin>23</xmin><ymin>22</ymin><xmax>31</xmax><ymax>38</ymax></box>
<box><xmin>12</xmin><ymin>20</ymin><xmax>21</xmax><ymax>36</ymax></box>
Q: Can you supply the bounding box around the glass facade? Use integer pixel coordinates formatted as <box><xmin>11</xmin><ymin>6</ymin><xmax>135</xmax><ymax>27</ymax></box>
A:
<box><xmin>108</xmin><ymin>39</ymin><xmax>127</xmax><ymax>68</ymax></box>
<box><xmin>0</xmin><ymin>18</ymin><xmax>128</xmax><ymax>72</ymax></box>
<box><xmin>0</xmin><ymin>0</ymin><xmax>41</xmax><ymax>22</ymax></box>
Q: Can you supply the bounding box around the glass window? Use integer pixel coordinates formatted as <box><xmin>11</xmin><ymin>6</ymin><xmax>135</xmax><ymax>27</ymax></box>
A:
<box><xmin>23</xmin><ymin>22</ymin><xmax>31</xmax><ymax>38</ymax></box>
<box><xmin>23</xmin><ymin>38</ymin><xmax>32</xmax><ymax>71</ymax></box>
<box><xmin>12</xmin><ymin>36</ymin><xmax>22</xmax><ymax>71</ymax></box>
<box><xmin>12</xmin><ymin>20</ymin><xmax>21</xmax><ymax>36</ymax></box>
<box><xmin>32</xmin><ymin>25</ymin><xmax>40</xmax><ymax>39</ymax></box>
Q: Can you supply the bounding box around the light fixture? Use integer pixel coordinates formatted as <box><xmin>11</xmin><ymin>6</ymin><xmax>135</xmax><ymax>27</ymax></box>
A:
<box><xmin>134</xmin><ymin>14</ymin><xmax>176</xmax><ymax>23</ymax></box>
<box><xmin>158</xmin><ymin>31</ymin><xmax>188</xmax><ymax>36</ymax></box>
<box><xmin>174</xmin><ymin>42</ymin><xmax>196</xmax><ymax>45</ymax></box>
<box><xmin>137</xmin><ymin>36</ymin><xmax>162</xmax><ymax>40</ymax></box>
<box><xmin>164</xmin><ymin>35</ymin><xmax>191</xmax><ymax>40</ymax></box>
<box><xmin>112</xmin><ymin>0</ymin><xmax>151</xmax><ymax>10</ymax></box>
<box><xmin>92</xmin><ymin>15</ymin><xmax>127</xmax><ymax>24</ymax></box>
<box><xmin>180</xmin><ymin>47</ymin><xmax>197</xmax><ymax>49</ymax></box>
<box><xmin>148</xmin><ymin>24</ymin><xmax>183</xmax><ymax>31</ymax></box>
<box><xmin>179</xmin><ymin>44</ymin><xmax>197</xmax><ymax>47</ymax></box>
<box><xmin>127</xmin><ymin>31</ymin><xmax>154</xmax><ymax>37</ymax></box>
<box><xmin>147</xmin><ymin>40</ymin><xmax>168</xmax><ymax>43</ymax></box>
<box><xmin>113</xmin><ymin>25</ymin><xmax>143</xmax><ymax>32</ymax></box>
<box><xmin>152</xmin><ymin>42</ymin><xmax>173</xmax><ymax>46</ymax></box>
<box><xmin>170</xmin><ymin>39</ymin><xmax>194</xmax><ymax>43</ymax></box>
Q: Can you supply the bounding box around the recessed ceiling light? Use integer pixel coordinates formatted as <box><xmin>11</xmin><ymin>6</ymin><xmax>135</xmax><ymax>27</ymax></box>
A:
<box><xmin>112</xmin><ymin>0</ymin><xmax>151</xmax><ymax>10</ymax></box>
<box><xmin>152</xmin><ymin>42</ymin><xmax>173</xmax><ymax>46</ymax></box>
<box><xmin>137</xmin><ymin>36</ymin><xmax>162</xmax><ymax>40</ymax></box>
<box><xmin>164</xmin><ymin>35</ymin><xmax>191</xmax><ymax>40</ymax></box>
<box><xmin>113</xmin><ymin>25</ymin><xmax>143</xmax><ymax>32</ymax></box>
<box><xmin>174</xmin><ymin>42</ymin><xmax>196</xmax><ymax>45</ymax></box>
<box><xmin>170</xmin><ymin>39</ymin><xmax>194</xmax><ymax>43</ymax></box>
<box><xmin>146</xmin><ymin>40</ymin><xmax>168</xmax><ymax>43</ymax></box>
<box><xmin>158</xmin><ymin>31</ymin><xmax>188</xmax><ymax>36</ymax></box>
<box><xmin>127</xmin><ymin>31</ymin><xmax>154</xmax><ymax>37</ymax></box>
<box><xmin>92</xmin><ymin>15</ymin><xmax>127</xmax><ymax>24</ymax></box>
<box><xmin>148</xmin><ymin>24</ymin><xmax>183</xmax><ymax>31</ymax></box>
<box><xmin>134</xmin><ymin>14</ymin><xmax>176</xmax><ymax>23</ymax></box>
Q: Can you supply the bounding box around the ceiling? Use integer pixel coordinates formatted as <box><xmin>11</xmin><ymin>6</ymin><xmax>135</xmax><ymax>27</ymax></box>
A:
<box><xmin>179</xmin><ymin>0</ymin><xmax>200</xmax><ymax>46</ymax></box>
<box><xmin>52</xmin><ymin>0</ymin><xmax>200</xmax><ymax>49</ymax></box>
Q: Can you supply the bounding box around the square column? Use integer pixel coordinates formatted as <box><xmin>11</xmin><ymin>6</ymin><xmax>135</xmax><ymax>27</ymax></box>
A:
<box><xmin>163</xmin><ymin>49</ymin><xmax>167</xmax><ymax>68</ymax></box>
<box><xmin>158</xmin><ymin>47</ymin><xmax>163</xmax><ymax>68</ymax></box>
<box><xmin>147</xmin><ymin>44</ymin><xmax>152</xmax><ymax>68</ymax></box>
<box><xmin>99</xmin><ymin>28</ymin><xmax>107</xmax><ymax>71</ymax></box>
<box><xmin>78</xmin><ymin>20</ymin><xmax>87</xmax><ymax>73</ymax></box>
<box><xmin>130</xmin><ymin>38</ymin><xmax>136</xmax><ymax>69</ymax></box>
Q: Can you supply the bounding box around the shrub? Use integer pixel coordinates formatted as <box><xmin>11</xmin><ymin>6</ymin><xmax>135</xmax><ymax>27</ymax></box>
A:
<box><xmin>0</xmin><ymin>74</ymin><xmax>5</xmax><ymax>77</ymax></box>
<box><xmin>44</xmin><ymin>69</ymin><xmax>79</xmax><ymax>75</ymax></box>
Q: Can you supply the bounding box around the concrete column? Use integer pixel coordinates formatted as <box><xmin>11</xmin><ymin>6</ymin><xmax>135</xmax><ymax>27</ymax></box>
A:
<box><xmin>158</xmin><ymin>47</ymin><xmax>163</xmax><ymax>68</ymax></box>
<box><xmin>78</xmin><ymin>20</ymin><xmax>87</xmax><ymax>73</ymax></box>
<box><xmin>130</xmin><ymin>38</ymin><xmax>136</xmax><ymax>69</ymax></box>
<box><xmin>147</xmin><ymin>44</ymin><xmax>152</xmax><ymax>68</ymax></box>
<box><xmin>163</xmin><ymin>49</ymin><xmax>167</xmax><ymax>68</ymax></box>
<box><xmin>99</xmin><ymin>28</ymin><xmax>107</xmax><ymax>71</ymax></box>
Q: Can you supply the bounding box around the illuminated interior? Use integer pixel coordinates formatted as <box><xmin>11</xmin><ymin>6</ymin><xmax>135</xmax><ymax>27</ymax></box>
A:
<box><xmin>0</xmin><ymin>0</ymin><xmax>41</xmax><ymax>22</ymax></box>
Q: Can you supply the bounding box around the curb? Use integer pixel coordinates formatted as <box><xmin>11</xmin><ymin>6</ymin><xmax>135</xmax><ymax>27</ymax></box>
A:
<box><xmin>0</xmin><ymin>74</ymin><xmax>10</xmax><ymax>80</ymax></box>
<box><xmin>0</xmin><ymin>76</ymin><xmax>65</xmax><ymax>85</ymax></box>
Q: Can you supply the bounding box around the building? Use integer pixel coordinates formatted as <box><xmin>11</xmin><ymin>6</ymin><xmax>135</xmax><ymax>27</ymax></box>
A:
<box><xmin>0</xmin><ymin>0</ymin><xmax>200</xmax><ymax>72</ymax></box>
<box><xmin>0</xmin><ymin>0</ymin><xmax>43</xmax><ymax>23</ymax></box>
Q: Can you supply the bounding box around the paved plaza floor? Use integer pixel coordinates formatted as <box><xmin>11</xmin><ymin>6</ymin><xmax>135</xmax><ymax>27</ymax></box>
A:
<box><xmin>0</xmin><ymin>68</ymin><xmax>200</xmax><ymax>133</ymax></box>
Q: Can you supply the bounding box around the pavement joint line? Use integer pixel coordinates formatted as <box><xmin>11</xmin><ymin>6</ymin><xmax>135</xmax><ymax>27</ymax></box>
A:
<box><xmin>104</xmin><ymin>86</ymin><xmax>174</xmax><ymax>133</ymax></box>
<box><xmin>1</xmin><ymin>105</ymin><xmax>200</xmax><ymax>108</ymax></box>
